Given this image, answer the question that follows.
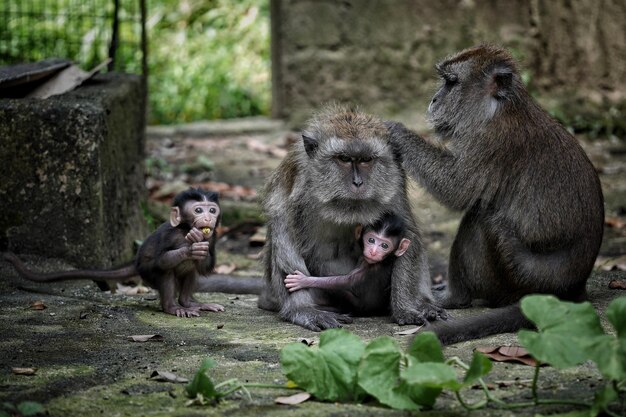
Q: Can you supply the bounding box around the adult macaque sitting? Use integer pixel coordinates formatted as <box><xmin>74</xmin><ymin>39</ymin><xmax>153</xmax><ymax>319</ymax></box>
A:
<box><xmin>284</xmin><ymin>213</ymin><xmax>411</xmax><ymax>316</ymax></box>
<box><xmin>4</xmin><ymin>188</ymin><xmax>225</xmax><ymax>318</ymax></box>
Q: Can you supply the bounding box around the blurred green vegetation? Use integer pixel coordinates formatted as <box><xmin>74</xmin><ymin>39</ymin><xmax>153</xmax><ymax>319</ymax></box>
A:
<box><xmin>146</xmin><ymin>0</ymin><xmax>270</xmax><ymax>124</ymax></box>
<box><xmin>0</xmin><ymin>0</ymin><xmax>270</xmax><ymax>124</ymax></box>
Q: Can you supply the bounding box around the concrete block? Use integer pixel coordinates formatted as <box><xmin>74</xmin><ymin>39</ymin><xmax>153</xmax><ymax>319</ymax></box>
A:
<box><xmin>0</xmin><ymin>73</ymin><xmax>148</xmax><ymax>267</ymax></box>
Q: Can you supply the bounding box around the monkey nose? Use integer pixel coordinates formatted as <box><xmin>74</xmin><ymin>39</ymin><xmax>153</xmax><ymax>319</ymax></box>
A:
<box><xmin>353</xmin><ymin>178</ymin><xmax>363</xmax><ymax>187</ymax></box>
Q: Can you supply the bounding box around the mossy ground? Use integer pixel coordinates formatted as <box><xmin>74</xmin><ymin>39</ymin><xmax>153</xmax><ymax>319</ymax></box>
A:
<box><xmin>1</xmin><ymin>119</ymin><xmax>624</xmax><ymax>416</ymax></box>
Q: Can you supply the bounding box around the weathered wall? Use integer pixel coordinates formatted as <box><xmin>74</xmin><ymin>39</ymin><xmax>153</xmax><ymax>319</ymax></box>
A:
<box><xmin>271</xmin><ymin>0</ymin><xmax>626</xmax><ymax>128</ymax></box>
<box><xmin>0</xmin><ymin>73</ymin><xmax>148</xmax><ymax>267</ymax></box>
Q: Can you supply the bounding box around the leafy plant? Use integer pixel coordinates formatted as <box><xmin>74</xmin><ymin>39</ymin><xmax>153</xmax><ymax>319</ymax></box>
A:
<box><xmin>0</xmin><ymin>401</ymin><xmax>45</xmax><ymax>417</ymax></box>
<box><xmin>185</xmin><ymin>295</ymin><xmax>626</xmax><ymax>416</ymax></box>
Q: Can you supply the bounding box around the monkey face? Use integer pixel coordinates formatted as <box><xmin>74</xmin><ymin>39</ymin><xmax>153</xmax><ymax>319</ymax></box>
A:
<box><xmin>310</xmin><ymin>137</ymin><xmax>403</xmax><ymax>224</ymax></box>
<box><xmin>362</xmin><ymin>231</ymin><xmax>394</xmax><ymax>264</ymax></box>
<box><xmin>428</xmin><ymin>46</ymin><xmax>519</xmax><ymax>138</ymax></box>
<box><xmin>183</xmin><ymin>201</ymin><xmax>220</xmax><ymax>238</ymax></box>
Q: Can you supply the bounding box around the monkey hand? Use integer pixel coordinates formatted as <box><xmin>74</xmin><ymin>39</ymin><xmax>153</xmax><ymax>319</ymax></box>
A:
<box><xmin>189</xmin><ymin>241</ymin><xmax>210</xmax><ymax>260</ymax></box>
<box><xmin>284</xmin><ymin>271</ymin><xmax>310</xmax><ymax>292</ymax></box>
<box><xmin>186</xmin><ymin>227</ymin><xmax>207</xmax><ymax>243</ymax></box>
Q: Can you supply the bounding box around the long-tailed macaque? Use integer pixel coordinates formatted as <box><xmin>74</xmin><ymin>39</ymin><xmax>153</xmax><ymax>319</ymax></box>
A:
<box><xmin>259</xmin><ymin>104</ymin><xmax>445</xmax><ymax>331</ymax></box>
<box><xmin>3</xmin><ymin>188</ymin><xmax>226</xmax><ymax>318</ymax></box>
<box><xmin>387</xmin><ymin>45</ymin><xmax>604</xmax><ymax>344</ymax></box>
<box><xmin>284</xmin><ymin>212</ymin><xmax>411</xmax><ymax>316</ymax></box>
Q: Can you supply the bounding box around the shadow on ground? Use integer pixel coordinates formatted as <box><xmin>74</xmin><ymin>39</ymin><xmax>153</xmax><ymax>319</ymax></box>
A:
<box><xmin>1</xmin><ymin>117</ymin><xmax>625</xmax><ymax>416</ymax></box>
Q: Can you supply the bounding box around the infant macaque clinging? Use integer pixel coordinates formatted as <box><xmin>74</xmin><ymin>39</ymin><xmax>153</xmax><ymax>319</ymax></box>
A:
<box><xmin>284</xmin><ymin>213</ymin><xmax>411</xmax><ymax>316</ymax></box>
<box><xmin>3</xmin><ymin>188</ymin><xmax>224</xmax><ymax>318</ymax></box>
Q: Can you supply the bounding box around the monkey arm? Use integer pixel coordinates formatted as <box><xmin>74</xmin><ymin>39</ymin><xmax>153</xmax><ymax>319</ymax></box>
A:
<box><xmin>157</xmin><ymin>246</ymin><xmax>191</xmax><ymax>270</ymax></box>
<box><xmin>285</xmin><ymin>268</ymin><xmax>363</xmax><ymax>292</ymax></box>
<box><xmin>387</xmin><ymin>122</ymin><xmax>485</xmax><ymax>211</ymax></box>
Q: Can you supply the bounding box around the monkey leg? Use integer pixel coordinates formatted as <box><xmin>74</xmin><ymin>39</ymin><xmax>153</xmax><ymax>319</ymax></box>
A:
<box><xmin>178</xmin><ymin>273</ymin><xmax>224</xmax><ymax>312</ymax></box>
<box><xmin>158</xmin><ymin>272</ymin><xmax>200</xmax><ymax>318</ymax></box>
<box><xmin>437</xmin><ymin>212</ymin><xmax>497</xmax><ymax>309</ymax></box>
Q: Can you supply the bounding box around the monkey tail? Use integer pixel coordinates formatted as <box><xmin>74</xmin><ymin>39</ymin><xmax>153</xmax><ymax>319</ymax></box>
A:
<box><xmin>2</xmin><ymin>252</ymin><xmax>137</xmax><ymax>282</ymax></box>
<box><xmin>195</xmin><ymin>274</ymin><xmax>264</xmax><ymax>294</ymax></box>
<box><xmin>425</xmin><ymin>304</ymin><xmax>533</xmax><ymax>345</ymax></box>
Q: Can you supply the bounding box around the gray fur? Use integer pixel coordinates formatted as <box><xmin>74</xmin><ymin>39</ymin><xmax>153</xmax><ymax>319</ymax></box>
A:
<box><xmin>259</xmin><ymin>104</ymin><xmax>444</xmax><ymax>331</ymax></box>
<box><xmin>388</xmin><ymin>45</ymin><xmax>604</xmax><ymax>344</ymax></box>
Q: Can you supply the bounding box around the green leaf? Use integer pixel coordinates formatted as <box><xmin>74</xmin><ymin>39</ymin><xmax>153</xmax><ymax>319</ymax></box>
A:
<box><xmin>186</xmin><ymin>358</ymin><xmax>220</xmax><ymax>400</ymax></box>
<box><xmin>357</xmin><ymin>337</ymin><xmax>421</xmax><ymax>410</ymax></box>
<box><xmin>607</xmin><ymin>296</ymin><xmax>626</xmax><ymax>338</ymax></box>
<box><xmin>519</xmin><ymin>295</ymin><xmax>605</xmax><ymax>368</ymax></box>
<box><xmin>0</xmin><ymin>412</ymin><xmax>9</xmax><ymax>417</ymax></box>
<box><xmin>16</xmin><ymin>401</ymin><xmax>45</xmax><ymax>416</ymax></box>
<box><xmin>463</xmin><ymin>352</ymin><xmax>493</xmax><ymax>386</ymax></box>
<box><xmin>280</xmin><ymin>328</ymin><xmax>365</xmax><ymax>402</ymax></box>
<box><xmin>402</xmin><ymin>362</ymin><xmax>458</xmax><ymax>389</ymax></box>
<box><xmin>407</xmin><ymin>331</ymin><xmax>444</xmax><ymax>363</ymax></box>
<box><xmin>589</xmin><ymin>384</ymin><xmax>618</xmax><ymax>417</ymax></box>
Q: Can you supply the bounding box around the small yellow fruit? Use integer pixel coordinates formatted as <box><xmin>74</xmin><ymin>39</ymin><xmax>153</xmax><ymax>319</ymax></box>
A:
<box><xmin>202</xmin><ymin>227</ymin><xmax>211</xmax><ymax>235</ymax></box>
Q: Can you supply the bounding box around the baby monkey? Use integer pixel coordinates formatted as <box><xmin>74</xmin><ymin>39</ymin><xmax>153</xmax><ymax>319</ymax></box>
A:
<box><xmin>284</xmin><ymin>213</ymin><xmax>411</xmax><ymax>316</ymax></box>
<box><xmin>3</xmin><ymin>188</ymin><xmax>224</xmax><ymax>318</ymax></box>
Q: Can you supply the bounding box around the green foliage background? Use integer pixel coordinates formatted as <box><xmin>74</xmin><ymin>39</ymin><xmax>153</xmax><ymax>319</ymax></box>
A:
<box><xmin>0</xmin><ymin>0</ymin><xmax>271</xmax><ymax>125</ymax></box>
<box><xmin>146</xmin><ymin>0</ymin><xmax>270</xmax><ymax>124</ymax></box>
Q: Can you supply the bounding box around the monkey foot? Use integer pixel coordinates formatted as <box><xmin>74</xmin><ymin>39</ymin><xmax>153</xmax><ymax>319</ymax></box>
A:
<box><xmin>286</xmin><ymin>307</ymin><xmax>353</xmax><ymax>332</ymax></box>
<box><xmin>165</xmin><ymin>307</ymin><xmax>201</xmax><ymax>318</ymax></box>
<box><xmin>194</xmin><ymin>303</ymin><xmax>224</xmax><ymax>312</ymax></box>
<box><xmin>394</xmin><ymin>303</ymin><xmax>448</xmax><ymax>326</ymax></box>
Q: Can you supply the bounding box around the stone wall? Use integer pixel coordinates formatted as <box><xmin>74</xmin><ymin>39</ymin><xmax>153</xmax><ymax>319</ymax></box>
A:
<box><xmin>271</xmin><ymin>0</ymin><xmax>626</xmax><ymax>128</ymax></box>
<box><xmin>0</xmin><ymin>73</ymin><xmax>148</xmax><ymax>268</ymax></box>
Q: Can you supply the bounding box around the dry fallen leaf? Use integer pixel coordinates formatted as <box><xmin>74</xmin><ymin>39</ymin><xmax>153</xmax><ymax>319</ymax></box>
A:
<box><xmin>149</xmin><ymin>370</ymin><xmax>189</xmax><ymax>383</ymax></box>
<box><xmin>394</xmin><ymin>325</ymin><xmax>424</xmax><ymax>335</ymax></box>
<box><xmin>605</xmin><ymin>216</ymin><xmax>626</xmax><ymax>229</ymax></box>
<box><xmin>298</xmin><ymin>338</ymin><xmax>315</xmax><ymax>346</ymax></box>
<box><xmin>596</xmin><ymin>255</ymin><xmax>626</xmax><ymax>271</ymax></box>
<box><xmin>116</xmin><ymin>282</ymin><xmax>152</xmax><ymax>295</ymax></box>
<box><xmin>31</xmin><ymin>300</ymin><xmax>46</xmax><ymax>310</ymax></box>
<box><xmin>214</xmin><ymin>263</ymin><xmax>236</xmax><ymax>274</ymax></box>
<box><xmin>128</xmin><ymin>334</ymin><xmax>165</xmax><ymax>343</ymax></box>
<box><xmin>609</xmin><ymin>279</ymin><xmax>626</xmax><ymax>290</ymax></box>
<box><xmin>275</xmin><ymin>392</ymin><xmax>311</xmax><ymax>405</ymax></box>
<box><xmin>12</xmin><ymin>367</ymin><xmax>37</xmax><ymax>375</ymax></box>
<box><xmin>476</xmin><ymin>345</ymin><xmax>540</xmax><ymax>367</ymax></box>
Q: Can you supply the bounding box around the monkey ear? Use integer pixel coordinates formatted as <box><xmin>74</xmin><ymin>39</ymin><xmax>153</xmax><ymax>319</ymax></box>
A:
<box><xmin>394</xmin><ymin>238</ymin><xmax>411</xmax><ymax>257</ymax></box>
<box><xmin>489</xmin><ymin>66</ymin><xmax>513</xmax><ymax>98</ymax></box>
<box><xmin>302</xmin><ymin>134</ymin><xmax>318</xmax><ymax>157</ymax></box>
<box><xmin>354</xmin><ymin>224</ymin><xmax>363</xmax><ymax>240</ymax></box>
<box><xmin>169</xmin><ymin>206</ymin><xmax>182</xmax><ymax>227</ymax></box>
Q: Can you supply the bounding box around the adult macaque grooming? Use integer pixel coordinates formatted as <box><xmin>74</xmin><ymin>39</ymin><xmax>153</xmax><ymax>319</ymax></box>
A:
<box><xmin>259</xmin><ymin>104</ymin><xmax>444</xmax><ymax>331</ymax></box>
<box><xmin>387</xmin><ymin>45</ymin><xmax>604</xmax><ymax>344</ymax></box>
<box><xmin>284</xmin><ymin>213</ymin><xmax>411</xmax><ymax>316</ymax></box>
<box><xmin>3</xmin><ymin>188</ymin><xmax>226</xmax><ymax>318</ymax></box>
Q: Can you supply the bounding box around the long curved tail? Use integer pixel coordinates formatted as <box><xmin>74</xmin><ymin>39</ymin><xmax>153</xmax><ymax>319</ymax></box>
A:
<box><xmin>195</xmin><ymin>274</ymin><xmax>264</xmax><ymax>294</ymax></box>
<box><xmin>3</xmin><ymin>252</ymin><xmax>137</xmax><ymax>282</ymax></box>
<box><xmin>425</xmin><ymin>304</ymin><xmax>533</xmax><ymax>345</ymax></box>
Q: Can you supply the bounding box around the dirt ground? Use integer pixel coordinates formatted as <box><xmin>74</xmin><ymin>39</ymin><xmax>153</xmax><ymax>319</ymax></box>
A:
<box><xmin>1</xmin><ymin>117</ymin><xmax>625</xmax><ymax>416</ymax></box>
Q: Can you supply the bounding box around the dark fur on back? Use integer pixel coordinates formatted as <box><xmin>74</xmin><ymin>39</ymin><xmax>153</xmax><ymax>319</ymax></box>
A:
<box><xmin>389</xmin><ymin>45</ymin><xmax>604</xmax><ymax>344</ymax></box>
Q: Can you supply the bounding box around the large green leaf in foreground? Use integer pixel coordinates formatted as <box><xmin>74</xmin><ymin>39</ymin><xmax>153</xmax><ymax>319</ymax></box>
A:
<box><xmin>519</xmin><ymin>295</ymin><xmax>626</xmax><ymax>383</ymax></box>
<box><xmin>280</xmin><ymin>328</ymin><xmax>366</xmax><ymax>402</ymax></box>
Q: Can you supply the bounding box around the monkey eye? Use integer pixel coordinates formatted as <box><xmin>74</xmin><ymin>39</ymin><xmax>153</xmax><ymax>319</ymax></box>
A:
<box><xmin>337</xmin><ymin>155</ymin><xmax>352</xmax><ymax>163</ymax></box>
<box><xmin>209</xmin><ymin>207</ymin><xmax>217</xmax><ymax>214</ymax></box>
<box><xmin>359</xmin><ymin>156</ymin><xmax>373</xmax><ymax>164</ymax></box>
<box><xmin>444</xmin><ymin>74</ymin><xmax>458</xmax><ymax>86</ymax></box>
<box><xmin>194</xmin><ymin>207</ymin><xmax>203</xmax><ymax>214</ymax></box>
<box><xmin>381</xmin><ymin>243</ymin><xmax>390</xmax><ymax>250</ymax></box>
<box><xmin>367</xmin><ymin>237</ymin><xmax>375</xmax><ymax>244</ymax></box>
